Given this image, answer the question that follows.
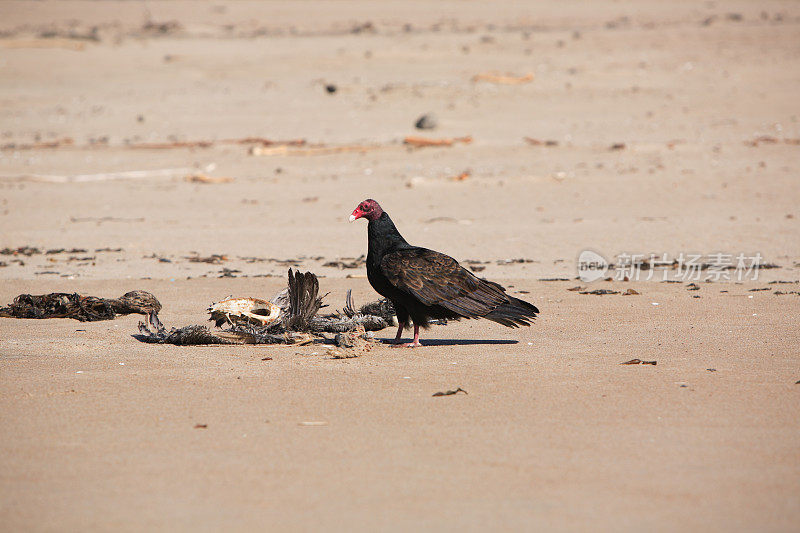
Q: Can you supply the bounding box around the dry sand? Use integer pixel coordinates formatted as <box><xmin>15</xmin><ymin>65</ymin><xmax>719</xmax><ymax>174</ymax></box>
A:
<box><xmin>1</xmin><ymin>1</ymin><xmax>799</xmax><ymax>531</ymax></box>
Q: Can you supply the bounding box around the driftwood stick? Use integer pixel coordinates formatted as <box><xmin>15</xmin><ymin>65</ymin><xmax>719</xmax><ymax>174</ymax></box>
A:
<box><xmin>403</xmin><ymin>135</ymin><xmax>472</xmax><ymax>148</ymax></box>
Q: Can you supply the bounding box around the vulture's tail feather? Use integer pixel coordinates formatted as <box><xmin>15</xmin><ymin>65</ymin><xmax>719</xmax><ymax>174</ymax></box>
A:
<box><xmin>485</xmin><ymin>296</ymin><xmax>539</xmax><ymax>328</ymax></box>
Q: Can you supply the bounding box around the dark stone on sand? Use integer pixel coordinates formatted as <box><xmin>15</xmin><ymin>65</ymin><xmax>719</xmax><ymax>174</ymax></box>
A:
<box><xmin>415</xmin><ymin>113</ymin><xmax>438</xmax><ymax>130</ymax></box>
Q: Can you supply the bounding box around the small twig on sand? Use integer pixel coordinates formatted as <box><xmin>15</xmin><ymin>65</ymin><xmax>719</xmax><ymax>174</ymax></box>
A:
<box><xmin>472</xmin><ymin>72</ymin><xmax>534</xmax><ymax>84</ymax></box>
<box><xmin>184</xmin><ymin>174</ymin><xmax>234</xmax><ymax>184</ymax></box>
<box><xmin>403</xmin><ymin>136</ymin><xmax>472</xmax><ymax>148</ymax></box>
<box><xmin>620</xmin><ymin>359</ymin><xmax>657</xmax><ymax>365</ymax></box>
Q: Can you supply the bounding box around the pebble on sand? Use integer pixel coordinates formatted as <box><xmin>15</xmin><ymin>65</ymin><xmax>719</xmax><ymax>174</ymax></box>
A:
<box><xmin>415</xmin><ymin>113</ymin><xmax>438</xmax><ymax>130</ymax></box>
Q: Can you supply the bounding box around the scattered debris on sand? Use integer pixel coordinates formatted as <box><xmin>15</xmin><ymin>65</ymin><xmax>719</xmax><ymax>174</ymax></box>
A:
<box><xmin>4</xmin><ymin>168</ymin><xmax>194</xmax><ymax>183</ymax></box>
<box><xmin>70</xmin><ymin>216</ymin><xmax>144</xmax><ymax>224</ymax></box>
<box><xmin>2</xmin><ymin>134</ymin><xmax>484</xmax><ymax>158</ymax></box>
<box><xmin>323</xmin><ymin>256</ymin><xmax>366</xmax><ymax>269</ymax></box>
<box><xmin>497</xmin><ymin>258</ymin><xmax>536</xmax><ymax>265</ymax></box>
<box><xmin>130</xmin><ymin>140</ymin><xmax>213</xmax><ymax>150</ymax></box>
<box><xmin>2</xmin><ymin>136</ymin><xmax>305</xmax><ymax>152</ymax></box>
<box><xmin>580</xmin><ymin>289</ymin><xmax>620</xmax><ymax>295</ymax></box>
<box><xmin>433</xmin><ymin>387</ymin><xmax>468</xmax><ymax>396</ymax></box>
<box><xmin>0</xmin><ymin>137</ymin><xmax>75</xmax><ymax>150</ymax></box>
<box><xmin>743</xmin><ymin>135</ymin><xmax>800</xmax><ymax>147</ymax></box>
<box><xmin>1</xmin><ymin>246</ymin><xmax>42</xmax><ymax>256</ymax></box>
<box><xmin>46</xmin><ymin>248</ymin><xmax>87</xmax><ymax>255</ymax></box>
<box><xmin>187</xmin><ymin>254</ymin><xmax>227</xmax><ymax>264</ymax></box>
<box><xmin>0</xmin><ymin>290</ymin><xmax>162</xmax><ymax>327</ymax></box>
<box><xmin>620</xmin><ymin>359</ymin><xmax>657</xmax><ymax>365</ymax></box>
<box><xmin>524</xmin><ymin>137</ymin><xmax>559</xmax><ymax>147</ymax></box>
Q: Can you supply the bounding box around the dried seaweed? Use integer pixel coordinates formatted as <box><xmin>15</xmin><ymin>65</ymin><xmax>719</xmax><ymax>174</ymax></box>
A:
<box><xmin>433</xmin><ymin>387</ymin><xmax>468</xmax><ymax>396</ymax></box>
<box><xmin>1</xmin><ymin>246</ymin><xmax>42</xmax><ymax>256</ymax></box>
<box><xmin>322</xmin><ymin>255</ymin><xmax>365</xmax><ymax>269</ymax></box>
<box><xmin>579</xmin><ymin>289</ymin><xmax>620</xmax><ymax>295</ymax></box>
<box><xmin>187</xmin><ymin>254</ymin><xmax>227</xmax><ymax>264</ymax></box>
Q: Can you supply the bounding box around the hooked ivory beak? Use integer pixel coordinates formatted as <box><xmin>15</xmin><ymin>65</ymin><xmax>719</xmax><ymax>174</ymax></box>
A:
<box><xmin>349</xmin><ymin>206</ymin><xmax>364</xmax><ymax>222</ymax></box>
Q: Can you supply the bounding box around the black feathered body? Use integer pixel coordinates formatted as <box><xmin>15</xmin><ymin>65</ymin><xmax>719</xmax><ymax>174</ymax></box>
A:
<box><xmin>365</xmin><ymin>212</ymin><xmax>539</xmax><ymax>330</ymax></box>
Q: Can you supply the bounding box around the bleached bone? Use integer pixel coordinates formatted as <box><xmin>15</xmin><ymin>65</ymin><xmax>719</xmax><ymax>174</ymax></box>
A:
<box><xmin>207</xmin><ymin>297</ymin><xmax>281</xmax><ymax>327</ymax></box>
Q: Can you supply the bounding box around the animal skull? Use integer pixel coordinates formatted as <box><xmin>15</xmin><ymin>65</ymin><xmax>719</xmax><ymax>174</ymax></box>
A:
<box><xmin>208</xmin><ymin>297</ymin><xmax>282</xmax><ymax>327</ymax></box>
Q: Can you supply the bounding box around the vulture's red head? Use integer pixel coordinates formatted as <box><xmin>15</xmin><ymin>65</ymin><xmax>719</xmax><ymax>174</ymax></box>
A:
<box><xmin>349</xmin><ymin>199</ymin><xmax>383</xmax><ymax>222</ymax></box>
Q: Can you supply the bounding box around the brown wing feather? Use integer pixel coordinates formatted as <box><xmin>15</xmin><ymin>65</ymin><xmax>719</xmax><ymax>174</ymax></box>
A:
<box><xmin>380</xmin><ymin>248</ymin><xmax>508</xmax><ymax>317</ymax></box>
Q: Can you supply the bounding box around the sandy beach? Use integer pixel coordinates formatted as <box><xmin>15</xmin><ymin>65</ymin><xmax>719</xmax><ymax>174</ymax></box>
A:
<box><xmin>1</xmin><ymin>1</ymin><xmax>799</xmax><ymax>531</ymax></box>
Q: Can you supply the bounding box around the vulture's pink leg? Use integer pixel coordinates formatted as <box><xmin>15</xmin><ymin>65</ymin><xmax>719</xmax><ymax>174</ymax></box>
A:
<box><xmin>390</xmin><ymin>321</ymin><xmax>405</xmax><ymax>344</ymax></box>
<box><xmin>400</xmin><ymin>324</ymin><xmax>421</xmax><ymax>348</ymax></box>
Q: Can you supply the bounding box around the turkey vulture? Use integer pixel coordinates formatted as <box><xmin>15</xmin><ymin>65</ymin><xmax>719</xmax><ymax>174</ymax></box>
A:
<box><xmin>350</xmin><ymin>199</ymin><xmax>539</xmax><ymax>346</ymax></box>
